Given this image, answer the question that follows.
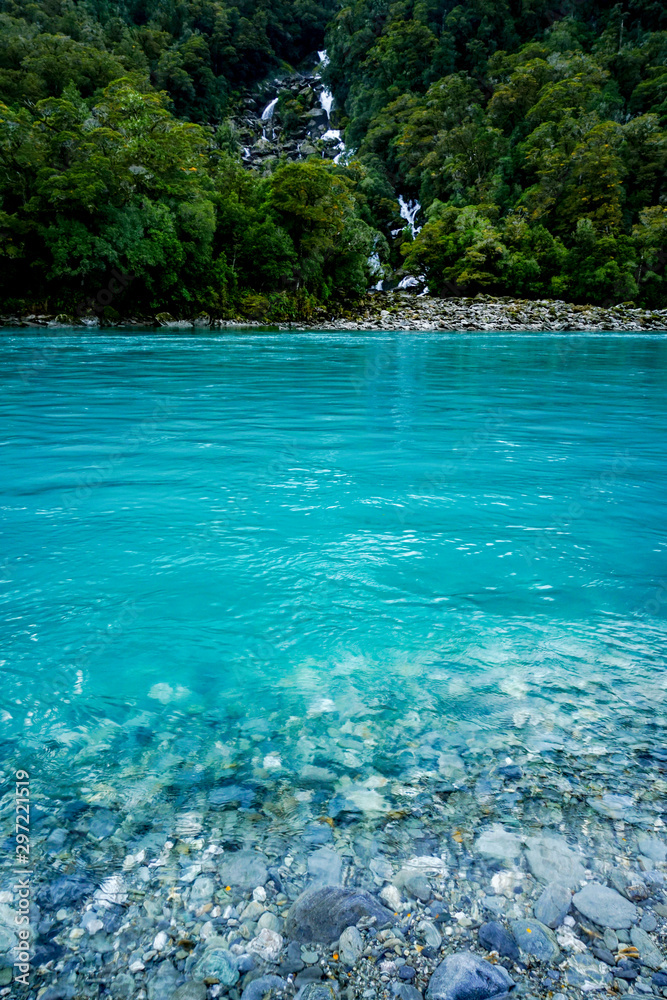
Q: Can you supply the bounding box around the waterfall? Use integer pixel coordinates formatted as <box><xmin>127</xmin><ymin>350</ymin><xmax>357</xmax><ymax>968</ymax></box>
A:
<box><xmin>398</xmin><ymin>196</ymin><xmax>421</xmax><ymax>236</ymax></box>
<box><xmin>261</xmin><ymin>97</ymin><xmax>279</xmax><ymax>121</ymax></box>
<box><xmin>319</xmin><ymin>89</ymin><xmax>334</xmax><ymax>117</ymax></box>
<box><xmin>260</xmin><ymin>96</ymin><xmax>279</xmax><ymax>139</ymax></box>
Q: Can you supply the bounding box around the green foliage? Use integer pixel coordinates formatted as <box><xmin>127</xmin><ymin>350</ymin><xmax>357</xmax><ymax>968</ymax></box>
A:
<box><xmin>0</xmin><ymin>82</ymin><xmax>382</xmax><ymax>316</ymax></box>
<box><xmin>2</xmin><ymin>0</ymin><xmax>667</xmax><ymax>312</ymax></box>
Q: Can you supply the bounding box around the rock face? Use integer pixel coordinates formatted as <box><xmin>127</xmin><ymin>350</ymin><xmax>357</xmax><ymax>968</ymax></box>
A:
<box><xmin>285</xmin><ymin>886</ymin><xmax>392</xmax><ymax>942</ymax></box>
<box><xmin>426</xmin><ymin>951</ymin><xmax>515</xmax><ymax>1000</ymax></box>
<box><xmin>573</xmin><ymin>883</ymin><xmax>638</xmax><ymax>928</ymax></box>
<box><xmin>231</xmin><ymin>70</ymin><xmax>344</xmax><ymax>172</ymax></box>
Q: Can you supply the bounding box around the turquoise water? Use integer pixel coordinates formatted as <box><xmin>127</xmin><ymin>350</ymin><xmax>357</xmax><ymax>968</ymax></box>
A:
<box><xmin>1</xmin><ymin>330</ymin><xmax>667</xmax><ymax>796</ymax></box>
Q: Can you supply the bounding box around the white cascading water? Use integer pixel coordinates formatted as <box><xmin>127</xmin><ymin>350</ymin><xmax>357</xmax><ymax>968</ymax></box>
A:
<box><xmin>396</xmin><ymin>197</ymin><xmax>428</xmax><ymax>291</ymax></box>
<box><xmin>316</xmin><ymin>50</ymin><xmax>347</xmax><ymax>164</ymax></box>
<box><xmin>398</xmin><ymin>195</ymin><xmax>421</xmax><ymax>235</ymax></box>
<box><xmin>261</xmin><ymin>97</ymin><xmax>279</xmax><ymax>120</ymax></box>
<box><xmin>261</xmin><ymin>96</ymin><xmax>279</xmax><ymax>139</ymax></box>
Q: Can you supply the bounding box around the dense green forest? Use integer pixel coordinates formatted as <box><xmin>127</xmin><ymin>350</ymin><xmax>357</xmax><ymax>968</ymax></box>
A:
<box><xmin>0</xmin><ymin>0</ymin><xmax>666</xmax><ymax>317</ymax></box>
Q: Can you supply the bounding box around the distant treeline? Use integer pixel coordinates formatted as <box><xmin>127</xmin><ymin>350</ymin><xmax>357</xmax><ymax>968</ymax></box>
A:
<box><xmin>0</xmin><ymin>0</ymin><xmax>666</xmax><ymax>316</ymax></box>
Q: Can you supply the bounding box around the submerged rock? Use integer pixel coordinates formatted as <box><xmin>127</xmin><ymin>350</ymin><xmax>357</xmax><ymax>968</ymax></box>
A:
<box><xmin>426</xmin><ymin>951</ymin><xmax>515</xmax><ymax>1000</ymax></box>
<box><xmin>534</xmin><ymin>883</ymin><xmax>571</xmax><ymax>928</ymax></box>
<box><xmin>242</xmin><ymin>975</ymin><xmax>288</xmax><ymax>1000</ymax></box>
<box><xmin>219</xmin><ymin>850</ymin><xmax>268</xmax><ymax>890</ymax></box>
<box><xmin>524</xmin><ymin>835</ymin><xmax>586</xmax><ymax>888</ymax></box>
<box><xmin>572</xmin><ymin>883</ymin><xmax>638</xmax><ymax>928</ymax></box>
<box><xmin>630</xmin><ymin>926</ymin><xmax>664</xmax><ymax>969</ymax></box>
<box><xmin>478</xmin><ymin>921</ymin><xmax>519</xmax><ymax>960</ymax></box>
<box><xmin>285</xmin><ymin>886</ymin><xmax>392</xmax><ymax>942</ymax></box>
<box><xmin>511</xmin><ymin>919</ymin><xmax>560</xmax><ymax>961</ymax></box>
<box><xmin>192</xmin><ymin>947</ymin><xmax>239</xmax><ymax>985</ymax></box>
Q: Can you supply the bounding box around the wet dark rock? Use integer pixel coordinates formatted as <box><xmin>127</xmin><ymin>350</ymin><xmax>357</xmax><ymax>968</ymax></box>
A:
<box><xmin>425</xmin><ymin>951</ymin><xmax>515</xmax><ymax>1000</ymax></box>
<box><xmin>285</xmin><ymin>886</ymin><xmax>392</xmax><ymax>942</ymax></box>
<box><xmin>478</xmin><ymin>922</ymin><xmax>519</xmax><ymax>961</ymax></box>
<box><xmin>399</xmin><ymin>965</ymin><xmax>417</xmax><ymax>980</ymax></box>
<box><xmin>591</xmin><ymin>947</ymin><xmax>616</xmax><ymax>966</ymax></box>
<box><xmin>497</xmin><ymin>766</ymin><xmax>522</xmax><ymax>781</ymax></box>
<box><xmin>37</xmin><ymin>873</ymin><xmax>95</xmax><ymax>909</ymax></box>
<box><xmin>294</xmin><ymin>965</ymin><xmax>325</xmax><ymax>986</ymax></box>
<box><xmin>652</xmin><ymin>971</ymin><xmax>667</xmax><ymax>987</ymax></box>
<box><xmin>393</xmin><ymin>987</ymin><xmax>423</xmax><ymax>1000</ymax></box>
<box><xmin>241</xmin><ymin>974</ymin><xmax>288</xmax><ymax>999</ymax></box>
<box><xmin>614</xmin><ymin>964</ymin><xmax>639</xmax><ymax>980</ymax></box>
<box><xmin>296</xmin><ymin>984</ymin><xmax>336</xmax><ymax>1000</ymax></box>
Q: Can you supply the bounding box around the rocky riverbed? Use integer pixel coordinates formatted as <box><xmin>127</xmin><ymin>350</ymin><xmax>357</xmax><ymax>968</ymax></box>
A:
<box><xmin>4</xmin><ymin>292</ymin><xmax>667</xmax><ymax>333</ymax></box>
<box><xmin>280</xmin><ymin>293</ymin><xmax>667</xmax><ymax>333</ymax></box>
<box><xmin>2</xmin><ymin>695</ymin><xmax>667</xmax><ymax>1000</ymax></box>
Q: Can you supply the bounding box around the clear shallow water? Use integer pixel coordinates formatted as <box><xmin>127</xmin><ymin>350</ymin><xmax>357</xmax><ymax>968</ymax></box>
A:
<box><xmin>1</xmin><ymin>329</ymin><xmax>667</xmax><ymax>798</ymax></box>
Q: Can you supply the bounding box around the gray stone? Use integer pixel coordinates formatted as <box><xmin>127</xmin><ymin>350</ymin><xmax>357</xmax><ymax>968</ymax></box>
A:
<box><xmin>171</xmin><ymin>984</ymin><xmax>207</xmax><ymax>1000</ymax></box>
<box><xmin>405</xmin><ymin>874</ymin><xmax>432</xmax><ymax>902</ymax></box>
<box><xmin>534</xmin><ymin>883</ymin><xmax>571</xmax><ymax>928</ymax></box>
<box><xmin>394</xmin><ymin>988</ymin><xmax>423</xmax><ymax>1000</ymax></box>
<box><xmin>219</xmin><ymin>851</ymin><xmax>268</xmax><ymax>890</ymax></box>
<box><xmin>573</xmin><ymin>883</ymin><xmax>638</xmax><ymax>929</ymax></box>
<box><xmin>111</xmin><ymin>974</ymin><xmax>135</xmax><ymax>999</ymax></box>
<box><xmin>339</xmin><ymin>925</ymin><xmax>363</xmax><ymax>965</ymax></box>
<box><xmin>475</xmin><ymin>826</ymin><xmax>523</xmax><ymax>863</ymax></box>
<box><xmin>296</xmin><ymin>985</ymin><xmax>336</xmax><ymax>1000</ymax></box>
<box><xmin>307</xmin><ymin>848</ymin><xmax>342</xmax><ymax>885</ymax></box>
<box><xmin>564</xmin><ymin>953</ymin><xmax>612</xmax><ymax>988</ymax></box>
<box><xmin>630</xmin><ymin>926</ymin><xmax>664</xmax><ymax>970</ymax></box>
<box><xmin>258</xmin><ymin>911</ymin><xmax>282</xmax><ymax>932</ymax></box>
<box><xmin>425</xmin><ymin>951</ymin><xmax>515</xmax><ymax>1000</ymax></box>
<box><xmin>636</xmin><ymin>836</ymin><xmax>666</xmax><ymax>863</ymax></box>
<box><xmin>603</xmin><ymin>928</ymin><xmax>619</xmax><ymax>952</ymax></box>
<box><xmin>193</xmin><ymin>947</ymin><xmax>239</xmax><ymax>985</ymax></box>
<box><xmin>478</xmin><ymin>921</ymin><xmax>519</xmax><ymax>961</ymax></box>
<box><xmin>147</xmin><ymin>960</ymin><xmax>179</xmax><ymax>1000</ymax></box>
<box><xmin>525</xmin><ymin>835</ymin><xmax>586</xmax><ymax>888</ymax></box>
<box><xmin>511</xmin><ymin>919</ymin><xmax>559</xmax><ymax>961</ymax></box>
<box><xmin>419</xmin><ymin>920</ymin><xmax>443</xmax><ymax>950</ymax></box>
<box><xmin>242</xmin><ymin>975</ymin><xmax>288</xmax><ymax>1000</ymax></box>
<box><xmin>189</xmin><ymin>876</ymin><xmax>216</xmax><ymax>909</ymax></box>
<box><xmin>285</xmin><ymin>886</ymin><xmax>392</xmax><ymax>943</ymax></box>
<box><xmin>640</xmin><ymin>912</ymin><xmax>657</xmax><ymax>932</ymax></box>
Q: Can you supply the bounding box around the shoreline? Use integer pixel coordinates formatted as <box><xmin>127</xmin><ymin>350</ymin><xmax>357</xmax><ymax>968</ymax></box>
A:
<box><xmin>3</xmin><ymin>292</ymin><xmax>667</xmax><ymax>333</ymax></box>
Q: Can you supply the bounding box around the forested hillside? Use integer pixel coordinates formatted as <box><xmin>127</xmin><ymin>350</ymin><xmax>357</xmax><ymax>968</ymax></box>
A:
<box><xmin>1</xmin><ymin>0</ymin><xmax>666</xmax><ymax>317</ymax></box>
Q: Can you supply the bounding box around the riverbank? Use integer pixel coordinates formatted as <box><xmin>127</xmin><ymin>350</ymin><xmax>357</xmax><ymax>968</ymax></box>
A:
<box><xmin>4</xmin><ymin>292</ymin><xmax>667</xmax><ymax>333</ymax></box>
